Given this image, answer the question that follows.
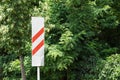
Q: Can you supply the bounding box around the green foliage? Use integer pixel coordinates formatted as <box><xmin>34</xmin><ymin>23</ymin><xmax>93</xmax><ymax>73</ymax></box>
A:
<box><xmin>98</xmin><ymin>54</ymin><xmax>120</xmax><ymax>80</ymax></box>
<box><xmin>0</xmin><ymin>0</ymin><xmax>120</xmax><ymax>80</ymax></box>
<box><xmin>0</xmin><ymin>0</ymin><xmax>36</xmax><ymax>55</ymax></box>
<box><xmin>3</xmin><ymin>58</ymin><xmax>21</xmax><ymax>79</ymax></box>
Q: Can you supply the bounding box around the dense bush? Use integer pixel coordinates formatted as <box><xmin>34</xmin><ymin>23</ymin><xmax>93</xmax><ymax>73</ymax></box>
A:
<box><xmin>0</xmin><ymin>0</ymin><xmax>120</xmax><ymax>80</ymax></box>
<box><xmin>98</xmin><ymin>54</ymin><xmax>120</xmax><ymax>80</ymax></box>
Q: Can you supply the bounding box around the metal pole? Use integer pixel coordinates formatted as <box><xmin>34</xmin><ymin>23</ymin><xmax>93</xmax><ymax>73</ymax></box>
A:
<box><xmin>37</xmin><ymin>66</ymin><xmax>40</xmax><ymax>80</ymax></box>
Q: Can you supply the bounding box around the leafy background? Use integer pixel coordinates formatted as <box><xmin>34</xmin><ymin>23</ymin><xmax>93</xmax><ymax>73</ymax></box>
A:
<box><xmin>0</xmin><ymin>0</ymin><xmax>120</xmax><ymax>80</ymax></box>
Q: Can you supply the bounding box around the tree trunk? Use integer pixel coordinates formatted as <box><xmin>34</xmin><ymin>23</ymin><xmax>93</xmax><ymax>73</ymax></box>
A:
<box><xmin>0</xmin><ymin>67</ymin><xmax>3</xmax><ymax>80</ymax></box>
<box><xmin>19</xmin><ymin>55</ymin><xmax>26</xmax><ymax>80</ymax></box>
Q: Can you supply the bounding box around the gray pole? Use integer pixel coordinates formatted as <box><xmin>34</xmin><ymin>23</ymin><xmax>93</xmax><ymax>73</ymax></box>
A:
<box><xmin>37</xmin><ymin>67</ymin><xmax>40</xmax><ymax>80</ymax></box>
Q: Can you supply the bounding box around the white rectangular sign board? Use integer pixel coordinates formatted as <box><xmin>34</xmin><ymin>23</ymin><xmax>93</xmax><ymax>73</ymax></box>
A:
<box><xmin>31</xmin><ymin>17</ymin><xmax>44</xmax><ymax>66</ymax></box>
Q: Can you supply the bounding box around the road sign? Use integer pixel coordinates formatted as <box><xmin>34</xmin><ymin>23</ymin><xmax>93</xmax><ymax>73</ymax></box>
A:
<box><xmin>31</xmin><ymin>17</ymin><xmax>44</xmax><ymax>66</ymax></box>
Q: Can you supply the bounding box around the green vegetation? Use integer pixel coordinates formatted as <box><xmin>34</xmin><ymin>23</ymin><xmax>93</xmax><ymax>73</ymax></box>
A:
<box><xmin>0</xmin><ymin>0</ymin><xmax>120</xmax><ymax>80</ymax></box>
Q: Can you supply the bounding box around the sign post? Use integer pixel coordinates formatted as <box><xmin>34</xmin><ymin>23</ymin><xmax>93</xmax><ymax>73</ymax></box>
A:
<box><xmin>31</xmin><ymin>17</ymin><xmax>44</xmax><ymax>80</ymax></box>
<box><xmin>37</xmin><ymin>67</ymin><xmax>40</xmax><ymax>80</ymax></box>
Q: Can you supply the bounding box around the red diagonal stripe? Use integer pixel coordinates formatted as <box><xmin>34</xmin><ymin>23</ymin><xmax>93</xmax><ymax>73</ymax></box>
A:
<box><xmin>32</xmin><ymin>27</ymin><xmax>44</xmax><ymax>43</ymax></box>
<box><xmin>32</xmin><ymin>40</ymin><xmax>44</xmax><ymax>55</ymax></box>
